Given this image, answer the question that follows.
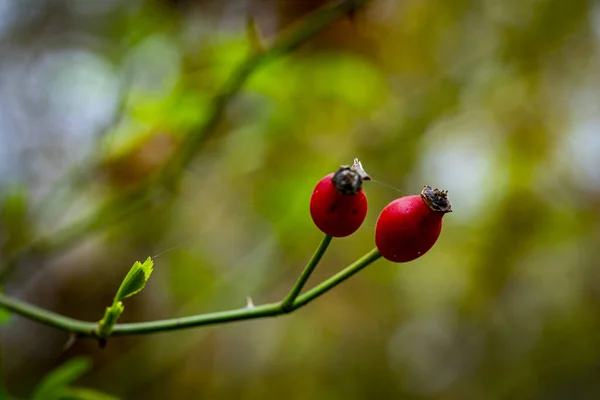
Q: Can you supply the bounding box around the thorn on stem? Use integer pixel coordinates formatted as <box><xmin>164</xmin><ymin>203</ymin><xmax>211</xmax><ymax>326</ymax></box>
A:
<box><xmin>246</xmin><ymin>296</ymin><xmax>255</xmax><ymax>309</ymax></box>
<box><xmin>61</xmin><ymin>333</ymin><xmax>78</xmax><ymax>354</ymax></box>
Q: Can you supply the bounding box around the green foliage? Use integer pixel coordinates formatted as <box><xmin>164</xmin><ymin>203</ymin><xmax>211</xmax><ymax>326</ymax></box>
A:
<box><xmin>0</xmin><ymin>186</ymin><xmax>30</xmax><ymax>254</ymax></box>
<box><xmin>97</xmin><ymin>257</ymin><xmax>153</xmax><ymax>337</ymax></box>
<box><xmin>0</xmin><ymin>288</ymin><xmax>10</xmax><ymax>326</ymax></box>
<box><xmin>30</xmin><ymin>358</ymin><xmax>118</xmax><ymax>400</ymax></box>
<box><xmin>114</xmin><ymin>257</ymin><xmax>154</xmax><ymax>302</ymax></box>
<box><xmin>31</xmin><ymin>358</ymin><xmax>90</xmax><ymax>400</ymax></box>
<box><xmin>96</xmin><ymin>302</ymin><xmax>124</xmax><ymax>338</ymax></box>
<box><xmin>0</xmin><ymin>307</ymin><xmax>10</xmax><ymax>326</ymax></box>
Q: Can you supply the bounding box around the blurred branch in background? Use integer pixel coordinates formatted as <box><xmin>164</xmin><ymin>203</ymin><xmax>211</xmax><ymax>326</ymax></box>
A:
<box><xmin>0</xmin><ymin>0</ymin><xmax>367</xmax><ymax>283</ymax></box>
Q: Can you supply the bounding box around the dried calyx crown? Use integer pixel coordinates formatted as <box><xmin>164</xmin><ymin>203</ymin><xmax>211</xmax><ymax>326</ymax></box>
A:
<box><xmin>332</xmin><ymin>158</ymin><xmax>371</xmax><ymax>195</ymax></box>
<box><xmin>420</xmin><ymin>185</ymin><xmax>452</xmax><ymax>213</ymax></box>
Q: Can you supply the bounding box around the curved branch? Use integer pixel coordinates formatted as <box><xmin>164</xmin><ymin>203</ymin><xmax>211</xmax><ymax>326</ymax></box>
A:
<box><xmin>0</xmin><ymin>248</ymin><xmax>381</xmax><ymax>338</ymax></box>
<box><xmin>0</xmin><ymin>294</ymin><xmax>96</xmax><ymax>335</ymax></box>
<box><xmin>281</xmin><ymin>234</ymin><xmax>332</xmax><ymax>311</ymax></box>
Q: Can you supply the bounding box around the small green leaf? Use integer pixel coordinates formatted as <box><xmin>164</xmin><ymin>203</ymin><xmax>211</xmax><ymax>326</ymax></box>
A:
<box><xmin>0</xmin><ymin>186</ymin><xmax>30</xmax><ymax>248</ymax></box>
<box><xmin>31</xmin><ymin>357</ymin><xmax>91</xmax><ymax>400</ymax></box>
<box><xmin>97</xmin><ymin>302</ymin><xmax>124</xmax><ymax>338</ymax></box>
<box><xmin>95</xmin><ymin>257</ymin><xmax>153</xmax><ymax>338</ymax></box>
<box><xmin>0</xmin><ymin>308</ymin><xmax>10</xmax><ymax>326</ymax></box>
<box><xmin>114</xmin><ymin>257</ymin><xmax>154</xmax><ymax>302</ymax></box>
<box><xmin>0</xmin><ymin>286</ymin><xmax>11</xmax><ymax>326</ymax></box>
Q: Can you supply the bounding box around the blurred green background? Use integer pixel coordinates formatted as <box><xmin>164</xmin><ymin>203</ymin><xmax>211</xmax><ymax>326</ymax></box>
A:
<box><xmin>1</xmin><ymin>0</ymin><xmax>600</xmax><ymax>398</ymax></box>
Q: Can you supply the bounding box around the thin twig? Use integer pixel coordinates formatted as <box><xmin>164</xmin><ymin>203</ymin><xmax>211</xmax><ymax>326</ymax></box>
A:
<box><xmin>280</xmin><ymin>234</ymin><xmax>332</xmax><ymax>311</ymax></box>
<box><xmin>0</xmin><ymin>248</ymin><xmax>381</xmax><ymax>338</ymax></box>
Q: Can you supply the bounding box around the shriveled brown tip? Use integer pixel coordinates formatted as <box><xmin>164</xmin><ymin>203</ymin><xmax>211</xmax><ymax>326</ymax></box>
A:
<box><xmin>420</xmin><ymin>185</ymin><xmax>452</xmax><ymax>213</ymax></box>
<box><xmin>332</xmin><ymin>167</ymin><xmax>361</xmax><ymax>194</ymax></box>
<box><xmin>331</xmin><ymin>158</ymin><xmax>370</xmax><ymax>194</ymax></box>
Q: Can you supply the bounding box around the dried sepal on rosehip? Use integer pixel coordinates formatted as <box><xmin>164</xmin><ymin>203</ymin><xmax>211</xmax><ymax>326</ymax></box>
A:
<box><xmin>375</xmin><ymin>186</ymin><xmax>452</xmax><ymax>262</ymax></box>
<box><xmin>310</xmin><ymin>159</ymin><xmax>370</xmax><ymax>238</ymax></box>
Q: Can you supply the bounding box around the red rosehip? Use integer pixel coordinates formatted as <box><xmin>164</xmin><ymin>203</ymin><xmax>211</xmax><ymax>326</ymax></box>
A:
<box><xmin>310</xmin><ymin>159</ymin><xmax>370</xmax><ymax>238</ymax></box>
<box><xmin>375</xmin><ymin>186</ymin><xmax>452</xmax><ymax>262</ymax></box>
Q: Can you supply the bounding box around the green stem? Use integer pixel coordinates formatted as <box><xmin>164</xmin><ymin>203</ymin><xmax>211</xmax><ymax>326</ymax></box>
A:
<box><xmin>112</xmin><ymin>303</ymin><xmax>283</xmax><ymax>336</ymax></box>
<box><xmin>0</xmin><ymin>293</ymin><xmax>96</xmax><ymax>335</ymax></box>
<box><xmin>292</xmin><ymin>247</ymin><xmax>382</xmax><ymax>309</ymax></box>
<box><xmin>0</xmin><ymin>248</ymin><xmax>381</xmax><ymax>338</ymax></box>
<box><xmin>280</xmin><ymin>234</ymin><xmax>332</xmax><ymax>311</ymax></box>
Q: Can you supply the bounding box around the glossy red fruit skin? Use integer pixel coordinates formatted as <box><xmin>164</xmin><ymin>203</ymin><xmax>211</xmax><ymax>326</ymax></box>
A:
<box><xmin>375</xmin><ymin>188</ymin><xmax>450</xmax><ymax>262</ymax></box>
<box><xmin>310</xmin><ymin>173</ymin><xmax>368</xmax><ymax>238</ymax></box>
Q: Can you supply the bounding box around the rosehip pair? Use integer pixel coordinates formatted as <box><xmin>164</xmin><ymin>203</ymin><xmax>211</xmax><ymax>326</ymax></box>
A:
<box><xmin>309</xmin><ymin>160</ymin><xmax>452</xmax><ymax>262</ymax></box>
